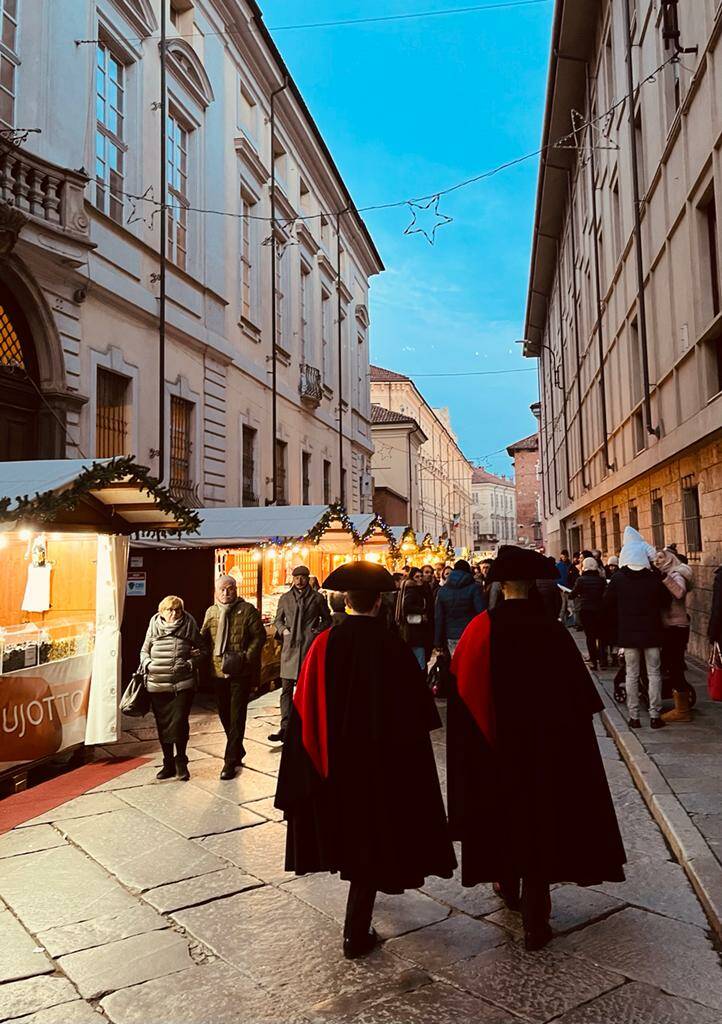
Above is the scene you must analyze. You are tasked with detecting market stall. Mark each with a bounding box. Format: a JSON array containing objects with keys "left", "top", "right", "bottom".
[{"left": 0, "top": 457, "right": 199, "bottom": 781}]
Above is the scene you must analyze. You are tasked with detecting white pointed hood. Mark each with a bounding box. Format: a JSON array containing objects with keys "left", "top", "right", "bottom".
[{"left": 618, "top": 526, "right": 656, "bottom": 570}]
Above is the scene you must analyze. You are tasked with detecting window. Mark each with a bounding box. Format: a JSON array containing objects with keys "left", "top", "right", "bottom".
[
  {"left": 238, "top": 78, "right": 257, "bottom": 140},
  {"left": 604, "top": 29, "right": 614, "bottom": 108},
  {"left": 241, "top": 425, "right": 257, "bottom": 506},
  {"left": 611, "top": 177, "right": 622, "bottom": 257},
  {"left": 302, "top": 451, "right": 311, "bottom": 505},
  {"left": 701, "top": 192, "right": 720, "bottom": 318},
  {"left": 170, "top": 395, "right": 194, "bottom": 491},
  {"left": 321, "top": 287, "right": 331, "bottom": 382},
  {"left": 275, "top": 242, "right": 285, "bottom": 348},
  {"left": 651, "top": 490, "right": 664, "bottom": 548},
  {"left": 590, "top": 518, "right": 596, "bottom": 550},
  {"left": 96, "top": 368, "right": 129, "bottom": 458},
  {"left": 272, "top": 139, "right": 287, "bottom": 188},
  {"left": 274, "top": 439, "right": 287, "bottom": 504},
  {"left": 634, "top": 108, "right": 645, "bottom": 195},
  {"left": 600, "top": 513, "right": 608, "bottom": 554},
  {"left": 665, "top": 59, "right": 681, "bottom": 126},
  {"left": 169, "top": 0, "right": 193, "bottom": 33},
  {"left": 95, "top": 41, "right": 125, "bottom": 223},
  {"left": 341, "top": 467, "right": 347, "bottom": 506},
  {"left": 0, "top": 0, "right": 19, "bottom": 127},
  {"left": 167, "top": 112, "right": 189, "bottom": 270},
  {"left": 323, "top": 459, "right": 331, "bottom": 504},
  {"left": 682, "top": 480, "right": 702, "bottom": 554},
  {"left": 300, "top": 264, "right": 311, "bottom": 365},
  {"left": 240, "top": 190, "right": 256, "bottom": 323},
  {"left": 300, "top": 178, "right": 312, "bottom": 218},
  {"left": 612, "top": 507, "right": 621, "bottom": 553},
  {"left": 629, "top": 502, "right": 638, "bottom": 529}
]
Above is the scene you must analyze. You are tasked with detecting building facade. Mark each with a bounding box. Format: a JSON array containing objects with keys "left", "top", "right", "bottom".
[
  {"left": 523, "top": 0, "right": 722, "bottom": 657},
  {"left": 471, "top": 467, "right": 516, "bottom": 553},
  {"left": 506, "top": 433, "right": 542, "bottom": 548},
  {"left": 369, "top": 404, "right": 427, "bottom": 528},
  {"left": 0, "top": 0, "right": 382, "bottom": 511},
  {"left": 370, "top": 365, "right": 474, "bottom": 548}
]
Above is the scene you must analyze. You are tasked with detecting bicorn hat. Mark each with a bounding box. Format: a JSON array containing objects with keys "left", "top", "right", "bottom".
[
  {"left": 322, "top": 562, "right": 397, "bottom": 592},
  {"left": 486, "top": 545, "right": 559, "bottom": 583}
]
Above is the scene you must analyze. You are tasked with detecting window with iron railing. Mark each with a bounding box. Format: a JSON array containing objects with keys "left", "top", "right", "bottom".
[
  {"left": 629, "top": 502, "right": 638, "bottom": 530},
  {"left": 170, "top": 395, "right": 193, "bottom": 491},
  {"left": 323, "top": 459, "right": 331, "bottom": 504},
  {"left": 302, "top": 451, "right": 311, "bottom": 505},
  {"left": 651, "top": 491, "right": 665, "bottom": 549},
  {"left": 242, "top": 425, "right": 257, "bottom": 506},
  {"left": 275, "top": 439, "right": 287, "bottom": 504},
  {"left": 95, "top": 40, "right": 125, "bottom": 224},
  {"left": 167, "top": 112, "right": 189, "bottom": 270},
  {"left": 682, "top": 479, "right": 702, "bottom": 555},
  {"left": 0, "top": 0, "right": 19, "bottom": 127},
  {"left": 96, "top": 368, "right": 129, "bottom": 458},
  {"left": 600, "top": 513, "right": 608, "bottom": 555},
  {"left": 612, "top": 508, "right": 621, "bottom": 554}
]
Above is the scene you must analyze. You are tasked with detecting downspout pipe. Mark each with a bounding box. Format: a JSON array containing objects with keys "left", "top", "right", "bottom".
[
  {"left": 556, "top": 243, "right": 573, "bottom": 501},
  {"left": 269, "top": 76, "right": 288, "bottom": 504},
  {"left": 157, "top": 1, "right": 167, "bottom": 483},
  {"left": 586, "top": 64, "right": 613, "bottom": 472},
  {"left": 622, "top": 0, "right": 659, "bottom": 437},
  {"left": 407, "top": 430, "right": 413, "bottom": 527},
  {"left": 537, "top": 358, "right": 549, "bottom": 521},
  {"left": 567, "top": 168, "right": 590, "bottom": 490},
  {"left": 336, "top": 209, "right": 348, "bottom": 504}
]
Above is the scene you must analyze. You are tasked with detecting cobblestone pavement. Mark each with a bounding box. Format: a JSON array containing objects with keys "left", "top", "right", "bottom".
[{"left": 1, "top": 691, "right": 721, "bottom": 1023}]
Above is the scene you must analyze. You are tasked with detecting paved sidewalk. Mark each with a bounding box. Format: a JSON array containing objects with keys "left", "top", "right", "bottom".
[{"left": 1, "top": 690, "right": 721, "bottom": 1023}]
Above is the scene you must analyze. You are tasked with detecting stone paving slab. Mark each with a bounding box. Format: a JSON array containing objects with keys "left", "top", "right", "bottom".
[
  {"left": 0, "top": 976, "right": 78, "bottom": 1022},
  {"left": 191, "top": 736, "right": 283, "bottom": 777},
  {"left": 555, "top": 980, "right": 722, "bottom": 1024},
  {"left": 244, "top": 796, "right": 284, "bottom": 821},
  {"left": 116, "top": 782, "right": 265, "bottom": 838},
  {"left": 0, "top": 910, "right": 53, "bottom": 983},
  {"left": 282, "top": 872, "right": 450, "bottom": 939},
  {"left": 487, "top": 885, "right": 624, "bottom": 938},
  {"left": 16, "top": 792, "right": 126, "bottom": 827},
  {"left": 199, "top": 821, "right": 292, "bottom": 884},
  {"left": 58, "top": 929, "right": 192, "bottom": 999},
  {"left": 100, "top": 961, "right": 307, "bottom": 1024},
  {"left": 0, "top": 826, "right": 66, "bottom": 860},
  {"left": 557, "top": 907, "right": 722, "bottom": 1010},
  {"left": 0, "top": 846, "right": 137, "bottom": 932},
  {"left": 385, "top": 912, "right": 507, "bottom": 969},
  {"left": 37, "top": 903, "right": 168, "bottom": 957},
  {"left": 441, "top": 942, "right": 625, "bottom": 1023},
  {"left": 593, "top": 858, "right": 709, "bottom": 927},
  {"left": 186, "top": 760, "right": 278, "bottom": 804},
  {"left": 59, "top": 807, "right": 226, "bottom": 890},
  {"left": 143, "top": 867, "right": 263, "bottom": 913},
  {"left": 174, "top": 886, "right": 416, "bottom": 1007},
  {"left": 420, "top": 864, "right": 503, "bottom": 918},
  {"left": 310, "top": 978, "right": 514, "bottom": 1024},
  {"left": 4, "top": 999, "right": 101, "bottom": 1023}
]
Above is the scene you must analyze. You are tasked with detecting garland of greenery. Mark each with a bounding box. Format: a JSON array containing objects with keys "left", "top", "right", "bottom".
[
  {"left": 358, "top": 513, "right": 399, "bottom": 555},
  {"left": 0, "top": 456, "right": 201, "bottom": 538},
  {"left": 254, "top": 502, "right": 364, "bottom": 550}
]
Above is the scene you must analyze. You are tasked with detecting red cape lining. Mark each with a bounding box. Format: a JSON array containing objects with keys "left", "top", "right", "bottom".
[
  {"left": 450, "top": 610, "right": 495, "bottom": 744},
  {"left": 292, "top": 629, "right": 330, "bottom": 778}
]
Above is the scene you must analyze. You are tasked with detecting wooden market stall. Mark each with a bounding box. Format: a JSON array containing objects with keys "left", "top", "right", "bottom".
[{"left": 0, "top": 457, "right": 199, "bottom": 784}]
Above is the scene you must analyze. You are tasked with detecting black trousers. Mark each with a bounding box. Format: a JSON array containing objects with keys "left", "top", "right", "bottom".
[
  {"left": 280, "top": 677, "right": 296, "bottom": 734},
  {"left": 344, "top": 881, "right": 377, "bottom": 942},
  {"left": 580, "top": 610, "right": 606, "bottom": 667},
  {"left": 498, "top": 876, "right": 551, "bottom": 934},
  {"left": 662, "top": 625, "right": 690, "bottom": 691},
  {"left": 211, "top": 675, "right": 250, "bottom": 767}
]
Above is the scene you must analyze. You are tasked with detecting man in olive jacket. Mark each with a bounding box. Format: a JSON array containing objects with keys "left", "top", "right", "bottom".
[
  {"left": 201, "top": 575, "right": 267, "bottom": 779},
  {"left": 270, "top": 565, "right": 332, "bottom": 742}
]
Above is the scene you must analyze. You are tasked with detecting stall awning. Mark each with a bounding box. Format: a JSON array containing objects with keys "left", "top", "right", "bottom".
[{"left": 0, "top": 457, "right": 200, "bottom": 536}]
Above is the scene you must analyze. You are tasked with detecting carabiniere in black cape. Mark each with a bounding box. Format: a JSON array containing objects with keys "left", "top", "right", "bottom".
[
  {"left": 447, "top": 599, "right": 626, "bottom": 886},
  {"left": 274, "top": 615, "right": 456, "bottom": 893}
]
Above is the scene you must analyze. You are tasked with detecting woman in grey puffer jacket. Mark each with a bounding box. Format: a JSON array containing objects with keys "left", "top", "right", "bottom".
[{"left": 140, "top": 595, "right": 203, "bottom": 780}]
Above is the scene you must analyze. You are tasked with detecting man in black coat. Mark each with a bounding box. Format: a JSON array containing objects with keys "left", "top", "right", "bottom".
[
  {"left": 275, "top": 562, "right": 456, "bottom": 959},
  {"left": 447, "top": 546, "right": 626, "bottom": 952},
  {"left": 571, "top": 556, "right": 608, "bottom": 669}
]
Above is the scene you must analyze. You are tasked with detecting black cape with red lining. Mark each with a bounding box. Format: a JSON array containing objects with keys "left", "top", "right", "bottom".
[
  {"left": 448, "top": 600, "right": 626, "bottom": 885},
  {"left": 274, "top": 615, "right": 456, "bottom": 893}
]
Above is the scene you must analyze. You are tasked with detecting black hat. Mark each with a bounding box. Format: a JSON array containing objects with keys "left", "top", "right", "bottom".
[
  {"left": 487, "top": 545, "right": 558, "bottom": 583},
  {"left": 322, "top": 561, "right": 397, "bottom": 592},
  {"left": 291, "top": 565, "right": 310, "bottom": 577}
]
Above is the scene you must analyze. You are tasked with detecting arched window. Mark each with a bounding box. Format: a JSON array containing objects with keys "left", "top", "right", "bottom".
[{"left": 0, "top": 303, "right": 25, "bottom": 369}]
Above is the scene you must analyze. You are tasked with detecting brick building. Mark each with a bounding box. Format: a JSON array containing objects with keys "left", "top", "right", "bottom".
[{"left": 507, "top": 433, "right": 542, "bottom": 548}]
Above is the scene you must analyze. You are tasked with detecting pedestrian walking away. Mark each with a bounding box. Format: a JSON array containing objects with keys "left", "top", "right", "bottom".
[
  {"left": 201, "top": 575, "right": 267, "bottom": 779},
  {"left": 654, "top": 548, "right": 695, "bottom": 723},
  {"left": 140, "top": 595, "right": 203, "bottom": 782},
  {"left": 446, "top": 546, "right": 626, "bottom": 952},
  {"left": 270, "top": 565, "right": 332, "bottom": 743},
  {"left": 275, "top": 560, "right": 456, "bottom": 959},
  {"left": 535, "top": 556, "right": 562, "bottom": 622},
  {"left": 570, "top": 556, "right": 608, "bottom": 669},
  {"left": 603, "top": 527, "right": 670, "bottom": 730},
  {"left": 434, "top": 558, "right": 486, "bottom": 657}
]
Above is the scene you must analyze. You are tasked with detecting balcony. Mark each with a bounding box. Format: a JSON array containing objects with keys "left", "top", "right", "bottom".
[
  {"left": 168, "top": 478, "right": 202, "bottom": 509},
  {"left": 0, "top": 141, "right": 90, "bottom": 249},
  {"left": 299, "top": 363, "right": 322, "bottom": 408}
]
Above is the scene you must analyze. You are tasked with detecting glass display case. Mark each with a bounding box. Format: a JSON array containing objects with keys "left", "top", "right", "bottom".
[{"left": 0, "top": 620, "right": 95, "bottom": 675}]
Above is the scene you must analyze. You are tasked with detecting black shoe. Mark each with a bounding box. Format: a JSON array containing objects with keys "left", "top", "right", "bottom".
[
  {"left": 343, "top": 928, "right": 378, "bottom": 960},
  {"left": 156, "top": 764, "right": 176, "bottom": 780},
  {"left": 650, "top": 717, "right": 666, "bottom": 730},
  {"left": 267, "top": 731, "right": 285, "bottom": 743},
  {"left": 175, "top": 757, "right": 190, "bottom": 781},
  {"left": 220, "top": 764, "right": 236, "bottom": 780},
  {"left": 493, "top": 881, "right": 521, "bottom": 912},
  {"left": 628, "top": 717, "right": 641, "bottom": 730},
  {"left": 524, "top": 925, "right": 553, "bottom": 952}
]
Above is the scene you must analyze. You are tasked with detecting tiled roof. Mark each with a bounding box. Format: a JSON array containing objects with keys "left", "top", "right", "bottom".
[
  {"left": 370, "top": 365, "right": 410, "bottom": 383},
  {"left": 472, "top": 467, "right": 513, "bottom": 485},
  {"left": 506, "top": 432, "right": 539, "bottom": 453},
  {"left": 371, "top": 404, "right": 418, "bottom": 427}
]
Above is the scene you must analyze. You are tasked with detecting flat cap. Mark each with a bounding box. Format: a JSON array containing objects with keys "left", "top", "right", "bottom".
[
  {"left": 291, "top": 565, "right": 311, "bottom": 577},
  {"left": 322, "top": 561, "right": 397, "bottom": 592}
]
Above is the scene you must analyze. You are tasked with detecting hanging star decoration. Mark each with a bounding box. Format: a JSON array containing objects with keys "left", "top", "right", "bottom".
[
  {"left": 553, "top": 109, "right": 619, "bottom": 167},
  {"left": 262, "top": 219, "right": 299, "bottom": 256},
  {"left": 403, "top": 195, "right": 452, "bottom": 245},
  {"left": 127, "top": 185, "right": 159, "bottom": 228}
]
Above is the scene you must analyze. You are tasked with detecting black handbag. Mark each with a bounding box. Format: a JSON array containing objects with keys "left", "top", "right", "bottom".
[
  {"left": 120, "top": 668, "right": 151, "bottom": 717},
  {"left": 428, "top": 653, "right": 453, "bottom": 699}
]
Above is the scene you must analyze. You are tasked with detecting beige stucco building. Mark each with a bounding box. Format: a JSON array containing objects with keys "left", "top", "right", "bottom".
[
  {"left": 523, "top": 0, "right": 722, "bottom": 658},
  {"left": 370, "top": 365, "right": 474, "bottom": 548},
  {"left": 369, "top": 404, "right": 427, "bottom": 529},
  {"left": 471, "top": 467, "right": 516, "bottom": 553},
  {"left": 0, "top": 0, "right": 382, "bottom": 511}
]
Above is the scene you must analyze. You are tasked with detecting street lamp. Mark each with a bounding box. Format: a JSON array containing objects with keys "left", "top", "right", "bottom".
[{"left": 515, "top": 339, "right": 563, "bottom": 390}]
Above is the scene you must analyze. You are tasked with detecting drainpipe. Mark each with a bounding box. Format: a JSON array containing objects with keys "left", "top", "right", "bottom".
[
  {"left": 407, "top": 431, "right": 413, "bottom": 527},
  {"left": 555, "top": 242, "right": 573, "bottom": 501},
  {"left": 157, "top": 0, "right": 167, "bottom": 482},
  {"left": 269, "top": 76, "right": 288, "bottom": 504},
  {"left": 586, "top": 66, "right": 613, "bottom": 471},
  {"left": 567, "top": 169, "right": 590, "bottom": 489},
  {"left": 536, "top": 360, "right": 548, "bottom": 521},
  {"left": 622, "top": 0, "right": 659, "bottom": 437},
  {"left": 336, "top": 209, "right": 348, "bottom": 504}
]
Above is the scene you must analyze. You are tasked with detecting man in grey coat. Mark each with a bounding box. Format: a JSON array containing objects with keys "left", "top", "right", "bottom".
[{"left": 269, "top": 565, "right": 332, "bottom": 742}]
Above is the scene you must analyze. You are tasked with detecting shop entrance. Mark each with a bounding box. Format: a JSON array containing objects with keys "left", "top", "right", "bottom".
[{"left": 0, "top": 287, "right": 40, "bottom": 460}]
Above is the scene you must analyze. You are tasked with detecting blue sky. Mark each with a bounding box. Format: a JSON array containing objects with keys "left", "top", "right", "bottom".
[{"left": 262, "top": 0, "right": 554, "bottom": 474}]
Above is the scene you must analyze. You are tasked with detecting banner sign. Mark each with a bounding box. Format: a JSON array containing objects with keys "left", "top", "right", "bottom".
[{"left": 0, "top": 654, "right": 93, "bottom": 772}]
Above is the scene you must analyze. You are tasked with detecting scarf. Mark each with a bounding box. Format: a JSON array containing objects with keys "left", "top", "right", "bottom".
[
  {"left": 290, "top": 586, "right": 310, "bottom": 648},
  {"left": 213, "top": 600, "right": 237, "bottom": 657}
]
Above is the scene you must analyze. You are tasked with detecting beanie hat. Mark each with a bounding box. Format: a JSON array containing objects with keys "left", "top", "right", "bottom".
[{"left": 582, "top": 556, "right": 599, "bottom": 572}]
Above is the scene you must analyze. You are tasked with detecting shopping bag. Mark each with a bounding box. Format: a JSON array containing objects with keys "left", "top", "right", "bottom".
[
  {"left": 708, "top": 644, "right": 722, "bottom": 702},
  {"left": 428, "top": 652, "right": 453, "bottom": 699},
  {"left": 120, "top": 668, "right": 151, "bottom": 717}
]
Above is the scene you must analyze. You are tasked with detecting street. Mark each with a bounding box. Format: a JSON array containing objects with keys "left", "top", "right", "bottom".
[{"left": 1, "top": 690, "right": 721, "bottom": 1024}]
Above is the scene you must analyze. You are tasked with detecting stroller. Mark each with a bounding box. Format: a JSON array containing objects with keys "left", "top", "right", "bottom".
[{"left": 613, "top": 651, "right": 697, "bottom": 708}]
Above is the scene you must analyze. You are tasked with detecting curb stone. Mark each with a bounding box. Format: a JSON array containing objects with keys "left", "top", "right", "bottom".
[{"left": 594, "top": 677, "right": 722, "bottom": 939}]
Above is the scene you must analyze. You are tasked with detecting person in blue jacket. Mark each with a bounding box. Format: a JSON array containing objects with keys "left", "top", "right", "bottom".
[{"left": 434, "top": 559, "right": 486, "bottom": 656}]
